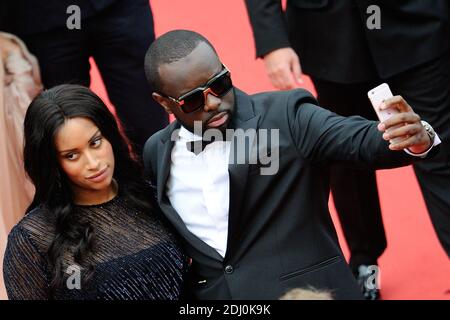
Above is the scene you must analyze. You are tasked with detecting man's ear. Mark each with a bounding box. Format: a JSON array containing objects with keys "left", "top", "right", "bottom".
[{"left": 152, "top": 92, "right": 173, "bottom": 114}]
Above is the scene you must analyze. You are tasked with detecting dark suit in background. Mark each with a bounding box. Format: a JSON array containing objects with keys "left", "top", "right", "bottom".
[
  {"left": 4, "top": 0, "right": 168, "bottom": 157},
  {"left": 144, "top": 88, "right": 436, "bottom": 299},
  {"left": 245, "top": 0, "right": 450, "bottom": 269}
]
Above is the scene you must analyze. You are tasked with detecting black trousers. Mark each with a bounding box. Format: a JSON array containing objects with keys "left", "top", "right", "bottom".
[
  {"left": 22, "top": 0, "right": 168, "bottom": 158},
  {"left": 312, "top": 52, "right": 450, "bottom": 269}
]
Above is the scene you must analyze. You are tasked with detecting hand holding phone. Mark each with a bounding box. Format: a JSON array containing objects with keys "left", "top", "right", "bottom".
[{"left": 368, "top": 83, "right": 403, "bottom": 144}]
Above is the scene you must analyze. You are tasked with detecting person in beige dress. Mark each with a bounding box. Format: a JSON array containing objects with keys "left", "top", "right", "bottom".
[{"left": 0, "top": 32, "right": 42, "bottom": 299}]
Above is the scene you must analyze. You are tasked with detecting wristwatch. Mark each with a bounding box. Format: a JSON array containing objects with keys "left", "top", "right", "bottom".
[{"left": 421, "top": 120, "right": 436, "bottom": 144}]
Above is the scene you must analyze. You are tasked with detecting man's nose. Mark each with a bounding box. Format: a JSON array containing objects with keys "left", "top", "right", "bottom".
[{"left": 203, "top": 91, "right": 221, "bottom": 113}]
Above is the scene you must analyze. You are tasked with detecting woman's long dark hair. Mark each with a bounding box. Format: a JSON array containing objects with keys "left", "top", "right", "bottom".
[{"left": 23, "top": 84, "right": 154, "bottom": 292}]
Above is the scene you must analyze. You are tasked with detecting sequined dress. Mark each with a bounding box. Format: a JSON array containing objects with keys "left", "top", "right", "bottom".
[{"left": 2, "top": 194, "right": 187, "bottom": 300}]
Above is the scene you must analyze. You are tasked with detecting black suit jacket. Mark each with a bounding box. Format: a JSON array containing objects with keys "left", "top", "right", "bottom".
[
  {"left": 143, "top": 88, "right": 431, "bottom": 300},
  {"left": 246, "top": 0, "right": 449, "bottom": 83}
]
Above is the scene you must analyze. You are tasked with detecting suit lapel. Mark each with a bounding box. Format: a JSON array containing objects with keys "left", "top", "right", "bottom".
[
  {"left": 225, "top": 89, "right": 260, "bottom": 259},
  {"left": 156, "top": 127, "right": 175, "bottom": 204}
]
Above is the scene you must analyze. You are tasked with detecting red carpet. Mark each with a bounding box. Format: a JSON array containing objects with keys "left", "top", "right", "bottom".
[{"left": 89, "top": 0, "right": 450, "bottom": 299}]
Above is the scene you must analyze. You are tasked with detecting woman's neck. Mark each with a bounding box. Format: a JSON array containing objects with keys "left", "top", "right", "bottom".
[{"left": 73, "top": 180, "right": 119, "bottom": 206}]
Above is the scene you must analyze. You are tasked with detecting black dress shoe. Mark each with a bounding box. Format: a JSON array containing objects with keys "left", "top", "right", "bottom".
[{"left": 355, "top": 264, "right": 381, "bottom": 300}]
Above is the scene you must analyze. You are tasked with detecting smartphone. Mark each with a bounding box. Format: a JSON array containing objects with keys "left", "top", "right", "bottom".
[{"left": 368, "top": 83, "right": 402, "bottom": 143}]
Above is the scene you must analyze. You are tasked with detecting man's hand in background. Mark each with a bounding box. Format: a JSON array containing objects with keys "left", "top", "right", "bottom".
[{"left": 263, "top": 47, "right": 303, "bottom": 90}]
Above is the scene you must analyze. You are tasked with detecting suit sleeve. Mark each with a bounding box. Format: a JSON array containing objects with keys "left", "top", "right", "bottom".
[
  {"left": 245, "top": 0, "right": 291, "bottom": 57},
  {"left": 286, "top": 92, "right": 430, "bottom": 169}
]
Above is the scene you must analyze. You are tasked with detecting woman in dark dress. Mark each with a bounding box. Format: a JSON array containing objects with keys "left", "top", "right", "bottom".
[{"left": 3, "top": 84, "right": 187, "bottom": 300}]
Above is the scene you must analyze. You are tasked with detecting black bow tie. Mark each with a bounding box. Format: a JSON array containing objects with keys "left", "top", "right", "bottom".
[{"left": 186, "top": 139, "right": 215, "bottom": 155}]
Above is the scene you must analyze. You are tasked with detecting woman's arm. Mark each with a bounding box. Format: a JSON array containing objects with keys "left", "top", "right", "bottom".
[{"left": 3, "top": 225, "right": 51, "bottom": 300}]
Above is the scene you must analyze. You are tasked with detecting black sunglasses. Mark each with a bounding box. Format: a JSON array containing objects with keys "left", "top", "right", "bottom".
[{"left": 161, "top": 65, "right": 233, "bottom": 113}]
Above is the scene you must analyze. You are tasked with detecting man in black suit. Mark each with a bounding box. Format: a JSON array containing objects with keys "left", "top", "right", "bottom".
[
  {"left": 245, "top": 0, "right": 450, "bottom": 298},
  {"left": 142, "top": 30, "right": 440, "bottom": 299},
  {"left": 3, "top": 0, "right": 168, "bottom": 157}
]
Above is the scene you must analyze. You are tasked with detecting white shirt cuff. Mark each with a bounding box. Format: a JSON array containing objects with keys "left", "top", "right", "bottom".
[{"left": 404, "top": 133, "right": 442, "bottom": 158}]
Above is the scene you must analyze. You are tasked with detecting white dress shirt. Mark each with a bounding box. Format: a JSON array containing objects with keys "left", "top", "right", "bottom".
[{"left": 166, "top": 126, "right": 231, "bottom": 257}]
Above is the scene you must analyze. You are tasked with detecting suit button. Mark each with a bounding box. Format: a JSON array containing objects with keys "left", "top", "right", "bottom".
[{"left": 224, "top": 265, "right": 234, "bottom": 274}]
